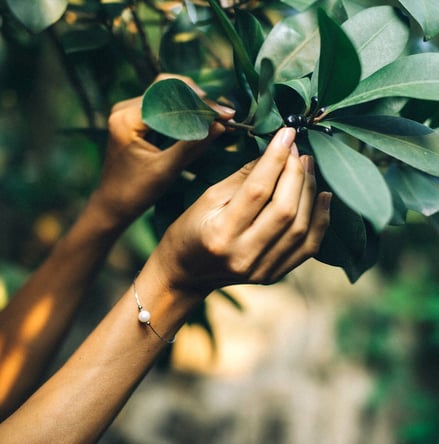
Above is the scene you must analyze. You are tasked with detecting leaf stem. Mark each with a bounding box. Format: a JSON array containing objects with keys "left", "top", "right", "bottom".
[{"left": 217, "top": 119, "right": 254, "bottom": 132}]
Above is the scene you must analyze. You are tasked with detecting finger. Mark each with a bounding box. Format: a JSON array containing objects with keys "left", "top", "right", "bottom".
[
  {"left": 263, "top": 191, "right": 332, "bottom": 282},
  {"left": 224, "top": 127, "right": 296, "bottom": 235},
  {"left": 238, "top": 148, "right": 308, "bottom": 253},
  {"left": 111, "top": 96, "right": 143, "bottom": 113},
  {"left": 204, "top": 98, "right": 236, "bottom": 121}
]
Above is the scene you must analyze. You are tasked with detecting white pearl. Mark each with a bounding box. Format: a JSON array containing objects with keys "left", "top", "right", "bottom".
[{"left": 138, "top": 310, "right": 151, "bottom": 323}]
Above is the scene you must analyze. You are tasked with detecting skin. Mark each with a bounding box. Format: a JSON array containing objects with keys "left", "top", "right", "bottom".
[{"left": 0, "top": 75, "right": 331, "bottom": 442}]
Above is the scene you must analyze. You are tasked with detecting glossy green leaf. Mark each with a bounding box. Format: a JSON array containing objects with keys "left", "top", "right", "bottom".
[
  {"left": 316, "top": 8, "right": 361, "bottom": 107},
  {"left": 315, "top": 195, "right": 379, "bottom": 282},
  {"left": 254, "top": 59, "right": 284, "bottom": 135},
  {"left": 275, "top": 78, "right": 312, "bottom": 113},
  {"left": 235, "top": 9, "right": 265, "bottom": 64},
  {"left": 141, "top": 79, "right": 217, "bottom": 141},
  {"left": 6, "top": 0, "right": 68, "bottom": 33},
  {"left": 342, "top": 6, "right": 409, "bottom": 79},
  {"left": 399, "top": 0, "right": 439, "bottom": 40},
  {"left": 328, "top": 53, "right": 439, "bottom": 112},
  {"left": 206, "top": 0, "right": 258, "bottom": 97},
  {"left": 330, "top": 116, "right": 439, "bottom": 176},
  {"left": 309, "top": 131, "right": 393, "bottom": 230},
  {"left": 385, "top": 164, "right": 439, "bottom": 216},
  {"left": 255, "top": 10, "right": 320, "bottom": 82}
]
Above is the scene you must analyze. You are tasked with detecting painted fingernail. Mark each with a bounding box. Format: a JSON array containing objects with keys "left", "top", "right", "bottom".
[{"left": 321, "top": 192, "right": 332, "bottom": 211}]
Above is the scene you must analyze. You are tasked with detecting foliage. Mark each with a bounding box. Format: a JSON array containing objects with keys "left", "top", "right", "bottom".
[{"left": 1, "top": 0, "right": 439, "bottom": 284}]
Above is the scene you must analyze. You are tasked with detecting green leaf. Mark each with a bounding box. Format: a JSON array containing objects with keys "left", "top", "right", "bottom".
[
  {"left": 315, "top": 195, "right": 379, "bottom": 282},
  {"left": 253, "top": 59, "right": 284, "bottom": 135},
  {"left": 275, "top": 78, "right": 312, "bottom": 113},
  {"left": 342, "top": 6, "right": 409, "bottom": 79},
  {"left": 316, "top": 9, "right": 361, "bottom": 107},
  {"left": 141, "top": 79, "right": 217, "bottom": 141},
  {"left": 328, "top": 53, "right": 439, "bottom": 112},
  {"left": 279, "top": 0, "right": 319, "bottom": 11},
  {"left": 330, "top": 116, "right": 439, "bottom": 176},
  {"left": 206, "top": 0, "right": 258, "bottom": 97},
  {"left": 309, "top": 131, "right": 393, "bottom": 230},
  {"left": 399, "top": 0, "right": 439, "bottom": 40},
  {"left": 385, "top": 164, "right": 439, "bottom": 216},
  {"left": 255, "top": 10, "right": 320, "bottom": 82},
  {"left": 6, "top": 0, "right": 68, "bottom": 33},
  {"left": 234, "top": 9, "right": 265, "bottom": 64}
]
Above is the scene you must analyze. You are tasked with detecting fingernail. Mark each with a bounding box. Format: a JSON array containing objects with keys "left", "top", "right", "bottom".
[
  {"left": 218, "top": 104, "right": 235, "bottom": 116},
  {"left": 280, "top": 127, "right": 295, "bottom": 147},
  {"left": 290, "top": 143, "right": 299, "bottom": 157},
  {"left": 321, "top": 192, "right": 332, "bottom": 211},
  {"left": 304, "top": 155, "right": 314, "bottom": 174}
]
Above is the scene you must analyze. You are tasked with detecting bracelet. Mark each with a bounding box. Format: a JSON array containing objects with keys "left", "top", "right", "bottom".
[{"left": 133, "top": 274, "right": 176, "bottom": 344}]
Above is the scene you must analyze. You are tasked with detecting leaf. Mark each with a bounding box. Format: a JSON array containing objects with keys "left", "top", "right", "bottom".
[
  {"left": 141, "top": 79, "right": 217, "bottom": 141},
  {"left": 328, "top": 53, "right": 439, "bottom": 112},
  {"left": 253, "top": 59, "right": 284, "bottom": 135},
  {"left": 309, "top": 131, "right": 393, "bottom": 230},
  {"left": 342, "top": 6, "right": 410, "bottom": 79},
  {"left": 234, "top": 9, "right": 265, "bottom": 64},
  {"left": 316, "top": 9, "right": 361, "bottom": 107},
  {"left": 315, "top": 195, "right": 379, "bottom": 283},
  {"left": 6, "top": 0, "right": 68, "bottom": 33},
  {"left": 275, "top": 78, "right": 312, "bottom": 114},
  {"left": 255, "top": 10, "right": 320, "bottom": 82},
  {"left": 330, "top": 116, "right": 439, "bottom": 176},
  {"left": 279, "top": 0, "right": 320, "bottom": 11},
  {"left": 206, "top": 0, "right": 258, "bottom": 97},
  {"left": 385, "top": 164, "right": 439, "bottom": 216},
  {"left": 399, "top": 0, "right": 439, "bottom": 40}
]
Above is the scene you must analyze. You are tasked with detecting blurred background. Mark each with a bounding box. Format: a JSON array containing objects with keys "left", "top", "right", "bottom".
[{"left": 1, "top": 1, "right": 439, "bottom": 443}]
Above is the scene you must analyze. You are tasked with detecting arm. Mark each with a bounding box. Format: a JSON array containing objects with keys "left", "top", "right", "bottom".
[
  {"left": 0, "top": 75, "right": 235, "bottom": 418},
  {"left": 0, "top": 127, "right": 331, "bottom": 443}
]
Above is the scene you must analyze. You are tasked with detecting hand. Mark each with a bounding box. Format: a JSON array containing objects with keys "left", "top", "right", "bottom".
[
  {"left": 91, "top": 74, "right": 236, "bottom": 229},
  {"left": 151, "top": 127, "right": 331, "bottom": 296}
]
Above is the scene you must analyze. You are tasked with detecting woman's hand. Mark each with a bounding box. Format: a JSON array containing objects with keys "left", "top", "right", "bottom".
[
  {"left": 151, "top": 127, "right": 331, "bottom": 296},
  {"left": 91, "top": 74, "right": 235, "bottom": 230}
]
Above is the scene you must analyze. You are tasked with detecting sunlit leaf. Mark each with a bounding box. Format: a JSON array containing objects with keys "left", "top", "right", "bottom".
[
  {"left": 316, "top": 8, "right": 361, "bottom": 107},
  {"left": 328, "top": 53, "right": 439, "bottom": 112},
  {"left": 141, "top": 79, "right": 217, "bottom": 140},
  {"left": 342, "top": 6, "right": 409, "bottom": 79},
  {"left": 255, "top": 10, "right": 320, "bottom": 81},
  {"left": 330, "top": 116, "right": 439, "bottom": 176},
  {"left": 399, "top": 0, "right": 439, "bottom": 40},
  {"left": 6, "top": 0, "right": 68, "bottom": 33},
  {"left": 309, "top": 131, "right": 392, "bottom": 230}
]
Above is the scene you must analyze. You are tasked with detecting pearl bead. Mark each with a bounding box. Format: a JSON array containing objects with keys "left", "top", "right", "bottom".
[{"left": 138, "top": 309, "right": 151, "bottom": 323}]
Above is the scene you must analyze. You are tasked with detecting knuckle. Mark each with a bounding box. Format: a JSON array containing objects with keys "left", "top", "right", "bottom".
[
  {"left": 227, "top": 254, "right": 253, "bottom": 277},
  {"left": 246, "top": 182, "right": 271, "bottom": 203}
]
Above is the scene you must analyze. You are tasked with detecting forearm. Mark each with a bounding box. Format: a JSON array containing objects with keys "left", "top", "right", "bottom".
[
  {"left": 0, "top": 192, "right": 126, "bottom": 417},
  {"left": 0, "top": 258, "right": 201, "bottom": 443}
]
